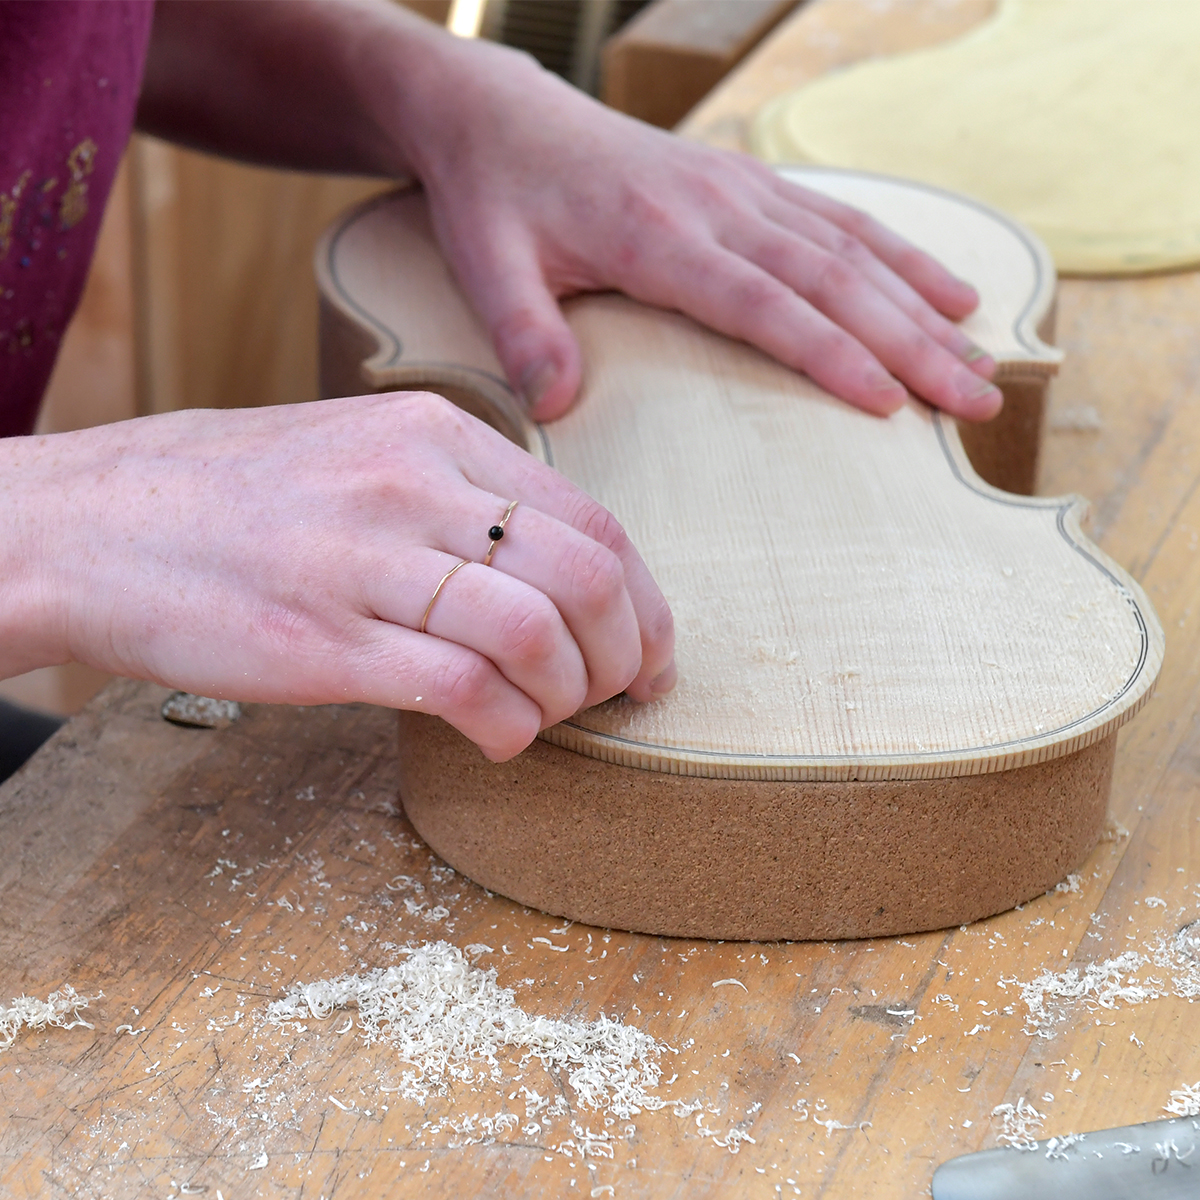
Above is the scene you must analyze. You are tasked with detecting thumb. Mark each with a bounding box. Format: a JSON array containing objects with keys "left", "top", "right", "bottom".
[{"left": 466, "top": 239, "right": 584, "bottom": 422}]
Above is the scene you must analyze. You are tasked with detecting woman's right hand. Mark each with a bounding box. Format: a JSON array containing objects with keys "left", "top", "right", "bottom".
[{"left": 0, "top": 391, "right": 675, "bottom": 761}]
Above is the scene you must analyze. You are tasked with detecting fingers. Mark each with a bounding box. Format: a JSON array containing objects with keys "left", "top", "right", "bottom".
[
  {"left": 435, "top": 479, "right": 674, "bottom": 707},
  {"left": 345, "top": 619, "right": 544, "bottom": 762},
  {"left": 630, "top": 242, "right": 910, "bottom": 416},
  {"left": 445, "top": 222, "right": 584, "bottom": 420},
  {"left": 340, "top": 396, "right": 675, "bottom": 721},
  {"left": 759, "top": 196, "right": 993, "bottom": 376},
  {"left": 722, "top": 224, "right": 1002, "bottom": 420},
  {"left": 770, "top": 175, "right": 982, "bottom": 322},
  {"left": 362, "top": 549, "right": 590, "bottom": 728},
  {"left": 411, "top": 406, "right": 675, "bottom": 702}
]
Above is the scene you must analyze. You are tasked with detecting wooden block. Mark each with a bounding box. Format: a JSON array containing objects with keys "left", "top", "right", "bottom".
[
  {"left": 602, "top": 0, "right": 801, "bottom": 128},
  {"left": 316, "top": 169, "right": 1162, "bottom": 940}
]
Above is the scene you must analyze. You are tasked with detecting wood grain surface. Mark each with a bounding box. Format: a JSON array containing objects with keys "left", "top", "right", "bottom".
[
  {"left": 3, "top": 1, "right": 1200, "bottom": 1197},
  {"left": 320, "top": 176, "right": 1155, "bottom": 781}
]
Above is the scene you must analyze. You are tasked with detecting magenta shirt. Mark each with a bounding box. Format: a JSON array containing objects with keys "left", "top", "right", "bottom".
[{"left": 0, "top": 0, "right": 154, "bottom": 437}]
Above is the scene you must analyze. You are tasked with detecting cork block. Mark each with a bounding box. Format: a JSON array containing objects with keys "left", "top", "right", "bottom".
[{"left": 399, "top": 713, "right": 1116, "bottom": 941}]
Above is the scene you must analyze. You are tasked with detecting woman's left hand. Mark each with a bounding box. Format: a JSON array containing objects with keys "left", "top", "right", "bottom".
[{"left": 404, "top": 36, "right": 1002, "bottom": 424}]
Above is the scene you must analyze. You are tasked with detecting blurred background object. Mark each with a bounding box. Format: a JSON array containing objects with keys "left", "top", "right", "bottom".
[
  {"left": 475, "top": 0, "right": 649, "bottom": 94},
  {"left": 0, "top": 0, "right": 801, "bottom": 717},
  {"left": 603, "top": 0, "right": 799, "bottom": 128}
]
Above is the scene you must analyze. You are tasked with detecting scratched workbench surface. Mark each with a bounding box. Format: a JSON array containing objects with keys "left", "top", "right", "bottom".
[{"left": 4, "top": 1, "right": 1200, "bottom": 1196}]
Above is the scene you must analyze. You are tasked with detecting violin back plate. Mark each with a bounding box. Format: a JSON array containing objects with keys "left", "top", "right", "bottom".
[
  {"left": 752, "top": 1, "right": 1200, "bottom": 275},
  {"left": 317, "top": 169, "right": 1162, "bottom": 938}
]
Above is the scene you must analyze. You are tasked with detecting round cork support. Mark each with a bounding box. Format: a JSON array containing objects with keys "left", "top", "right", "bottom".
[{"left": 398, "top": 712, "right": 1115, "bottom": 942}]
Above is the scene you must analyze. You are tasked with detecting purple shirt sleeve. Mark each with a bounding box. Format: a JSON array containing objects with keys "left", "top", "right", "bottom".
[{"left": 0, "top": 0, "right": 154, "bottom": 438}]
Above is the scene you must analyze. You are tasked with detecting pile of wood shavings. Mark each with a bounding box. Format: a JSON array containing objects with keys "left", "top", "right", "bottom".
[
  {"left": 0, "top": 985, "right": 96, "bottom": 1050},
  {"left": 265, "top": 941, "right": 676, "bottom": 1118},
  {"left": 1003, "top": 950, "right": 1151, "bottom": 1036},
  {"left": 1165, "top": 1081, "right": 1200, "bottom": 1117},
  {"left": 991, "top": 1097, "right": 1044, "bottom": 1150},
  {"left": 1001, "top": 920, "right": 1200, "bottom": 1037}
]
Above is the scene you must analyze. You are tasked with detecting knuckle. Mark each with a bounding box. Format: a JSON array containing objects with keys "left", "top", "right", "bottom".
[
  {"left": 435, "top": 653, "right": 496, "bottom": 715},
  {"left": 729, "top": 274, "right": 788, "bottom": 324},
  {"left": 498, "top": 597, "right": 562, "bottom": 669},
  {"left": 799, "top": 324, "right": 860, "bottom": 373},
  {"left": 837, "top": 208, "right": 874, "bottom": 239},
  {"left": 577, "top": 501, "right": 631, "bottom": 556},
  {"left": 894, "top": 327, "right": 948, "bottom": 379},
  {"left": 621, "top": 186, "right": 682, "bottom": 236},
  {"left": 492, "top": 301, "right": 545, "bottom": 348},
  {"left": 827, "top": 230, "right": 865, "bottom": 262},
  {"left": 560, "top": 494, "right": 633, "bottom": 559},
  {"left": 566, "top": 539, "right": 627, "bottom": 615},
  {"left": 402, "top": 389, "right": 470, "bottom": 436},
  {"left": 687, "top": 166, "right": 743, "bottom": 212},
  {"left": 892, "top": 245, "right": 933, "bottom": 281},
  {"left": 612, "top": 187, "right": 689, "bottom": 275},
  {"left": 643, "top": 594, "right": 675, "bottom": 653},
  {"left": 808, "top": 253, "right": 860, "bottom": 301}
]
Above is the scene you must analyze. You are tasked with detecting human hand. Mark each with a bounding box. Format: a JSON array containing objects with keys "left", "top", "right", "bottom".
[
  {"left": 401, "top": 38, "right": 1001, "bottom": 424},
  {"left": 137, "top": 1, "right": 997, "bottom": 423},
  {"left": 0, "top": 394, "right": 675, "bottom": 761}
]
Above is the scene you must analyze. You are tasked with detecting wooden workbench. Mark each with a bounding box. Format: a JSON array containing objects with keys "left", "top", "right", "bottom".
[{"left": 4, "top": 1, "right": 1199, "bottom": 1195}]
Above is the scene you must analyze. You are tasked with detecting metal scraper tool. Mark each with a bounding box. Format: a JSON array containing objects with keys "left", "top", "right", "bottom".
[{"left": 932, "top": 1115, "right": 1199, "bottom": 1198}]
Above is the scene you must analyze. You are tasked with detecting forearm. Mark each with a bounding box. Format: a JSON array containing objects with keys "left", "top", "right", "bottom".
[{"left": 136, "top": 0, "right": 533, "bottom": 179}]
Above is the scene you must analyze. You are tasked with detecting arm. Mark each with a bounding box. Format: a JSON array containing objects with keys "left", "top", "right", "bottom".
[
  {"left": 137, "top": 0, "right": 1002, "bottom": 422},
  {"left": 0, "top": 392, "right": 675, "bottom": 762}
]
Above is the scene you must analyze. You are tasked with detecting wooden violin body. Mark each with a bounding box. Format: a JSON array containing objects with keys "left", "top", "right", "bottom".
[{"left": 317, "top": 169, "right": 1162, "bottom": 940}]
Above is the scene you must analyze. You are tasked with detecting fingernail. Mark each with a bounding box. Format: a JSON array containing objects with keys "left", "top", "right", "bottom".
[
  {"left": 650, "top": 660, "right": 678, "bottom": 698},
  {"left": 519, "top": 360, "right": 558, "bottom": 411},
  {"left": 963, "top": 379, "right": 1003, "bottom": 412},
  {"left": 870, "top": 376, "right": 908, "bottom": 413},
  {"left": 961, "top": 345, "right": 996, "bottom": 378}
]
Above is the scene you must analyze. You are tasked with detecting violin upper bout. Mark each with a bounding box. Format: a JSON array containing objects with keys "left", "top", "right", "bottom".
[{"left": 316, "top": 184, "right": 545, "bottom": 461}]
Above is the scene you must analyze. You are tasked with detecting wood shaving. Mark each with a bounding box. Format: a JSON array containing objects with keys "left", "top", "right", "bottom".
[
  {"left": 0, "top": 985, "right": 96, "bottom": 1050},
  {"left": 1051, "top": 873, "right": 1082, "bottom": 894},
  {"left": 1000, "top": 923, "right": 1200, "bottom": 1037},
  {"left": 1003, "top": 951, "right": 1152, "bottom": 1035}
]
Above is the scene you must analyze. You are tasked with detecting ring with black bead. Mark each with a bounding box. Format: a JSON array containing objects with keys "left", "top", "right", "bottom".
[{"left": 484, "top": 500, "right": 519, "bottom": 567}]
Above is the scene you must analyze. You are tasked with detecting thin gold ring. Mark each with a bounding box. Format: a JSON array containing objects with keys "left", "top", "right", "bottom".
[
  {"left": 420, "top": 559, "right": 470, "bottom": 635},
  {"left": 484, "top": 500, "right": 519, "bottom": 567}
]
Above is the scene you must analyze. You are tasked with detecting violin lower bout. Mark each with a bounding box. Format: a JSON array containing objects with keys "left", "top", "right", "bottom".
[{"left": 398, "top": 712, "right": 1114, "bottom": 941}]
